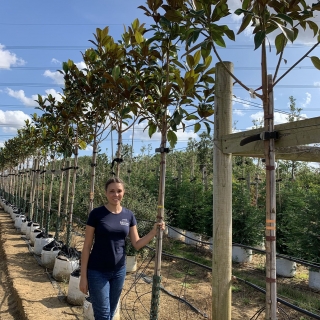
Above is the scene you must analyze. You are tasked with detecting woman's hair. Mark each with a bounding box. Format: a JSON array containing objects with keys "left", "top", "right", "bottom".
[{"left": 105, "top": 177, "right": 125, "bottom": 191}]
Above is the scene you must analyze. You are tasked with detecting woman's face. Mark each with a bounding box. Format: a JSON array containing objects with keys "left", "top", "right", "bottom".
[{"left": 105, "top": 182, "right": 124, "bottom": 206}]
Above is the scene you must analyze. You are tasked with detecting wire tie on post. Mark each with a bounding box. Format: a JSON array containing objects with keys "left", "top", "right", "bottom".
[
  {"left": 155, "top": 147, "right": 170, "bottom": 153},
  {"left": 265, "top": 236, "right": 276, "bottom": 241},
  {"left": 266, "top": 165, "right": 275, "bottom": 171}
]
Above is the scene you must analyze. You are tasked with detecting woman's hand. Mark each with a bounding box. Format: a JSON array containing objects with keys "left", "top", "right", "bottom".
[
  {"left": 79, "top": 275, "right": 88, "bottom": 295},
  {"left": 152, "top": 221, "right": 166, "bottom": 235}
]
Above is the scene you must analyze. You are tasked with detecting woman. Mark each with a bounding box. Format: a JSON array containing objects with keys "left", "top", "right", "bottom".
[{"left": 79, "top": 177, "right": 165, "bottom": 320}]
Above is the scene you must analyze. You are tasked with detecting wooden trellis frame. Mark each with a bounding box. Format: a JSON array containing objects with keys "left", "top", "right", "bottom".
[{"left": 213, "top": 62, "right": 320, "bottom": 320}]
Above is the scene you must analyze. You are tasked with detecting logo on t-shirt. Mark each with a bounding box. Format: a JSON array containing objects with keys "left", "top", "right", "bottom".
[{"left": 120, "top": 219, "right": 129, "bottom": 226}]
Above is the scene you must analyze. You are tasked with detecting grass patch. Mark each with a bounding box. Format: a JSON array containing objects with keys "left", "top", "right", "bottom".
[
  {"left": 172, "top": 272, "right": 184, "bottom": 278},
  {"left": 295, "top": 272, "right": 309, "bottom": 281},
  {"left": 180, "top": 282, "right": 192, "bottom": 289},
  {"left": 162, "top": 238, "right": 211, "bottom": 268},
  {"left": 232, "top": 285, "right": 242, "bottom": 293}
]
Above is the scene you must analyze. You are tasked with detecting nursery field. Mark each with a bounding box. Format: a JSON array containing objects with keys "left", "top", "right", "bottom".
[{"left": 1, "top": 209, "right": 319, "bottom": 320}]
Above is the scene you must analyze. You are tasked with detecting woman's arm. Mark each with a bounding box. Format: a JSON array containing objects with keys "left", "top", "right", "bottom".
[
  {"left": 129, "top": 222, "right": 165, "bottom": 250},
  {"left": 79, "top": 225, "right": 95, "bottom": 294}
]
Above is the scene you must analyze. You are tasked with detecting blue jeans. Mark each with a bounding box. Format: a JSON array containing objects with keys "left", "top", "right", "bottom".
[{"left": 87, "top": 266, "right": 126, "bottom": 320}]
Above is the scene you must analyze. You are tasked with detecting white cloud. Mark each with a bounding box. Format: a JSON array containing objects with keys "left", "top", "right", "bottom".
[
  {"left": 76, "top": 61, "right": 86, "bottom": 70},
  {"left": 6, "top": 88, "right": 63, "bottom": 106},
  {"left": 6, "top": 88, "right": 39, "bottom": 107},
  {"left": 44, "top": 61, "right": 86, "bottom": 85},
  {"left": 0, "top": 110, "right": 31, "bottom": 132},
  {"left": 234, "top": 96, "right": 253, "bottom": 109},
  {"left": 43, "top": 70, "right": 64, "bottom": 85},
  {"left": 0, "top": 44, "right": 25, "bottom": 69},
  {"left": 51, "top": 58, "right": 61, "bottom": 64},
  {"left": 44, "top": 89, "right": 63, "bottom": 101},
  {"left": 234, "top": 109, "right": 245, "bottom": 116},
  {"left": 301, "top": 92, "right": 311, "bottom": 108},
  {"left": 250, "top": 111, "right": 289, "bottom": 126}
]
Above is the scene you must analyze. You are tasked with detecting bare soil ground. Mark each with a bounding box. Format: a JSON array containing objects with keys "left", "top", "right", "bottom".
[{"left": 1, "top": 208, "right": 319, "bottom": 320}]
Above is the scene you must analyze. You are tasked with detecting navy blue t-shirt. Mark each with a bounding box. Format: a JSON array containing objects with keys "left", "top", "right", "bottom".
[{"left": 86, "top": 206, "right": 137, "bottom": 271}]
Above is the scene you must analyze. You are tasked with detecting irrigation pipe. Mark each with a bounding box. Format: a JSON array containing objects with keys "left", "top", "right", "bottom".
[
  {"left": 235, "top": 276, "right": 320, "bottom": 320},
  {"left": 146, "top": 247, "right": 320, "bottom": 320},
  {"left": 232, "top": 242, "right": 320, "bottom": 270},
  {"left": 139, "top": 273, "right": 209, "bottom": 318},
  {"left": 16, "top": 212, "right": 320, "bottom": 271}
]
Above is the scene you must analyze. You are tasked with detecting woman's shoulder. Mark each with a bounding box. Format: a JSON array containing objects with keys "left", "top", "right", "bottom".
[
  {"left": 90, "top": 205, "right": 107, "bottom": 215},
  {"left": 121, "top": 207, "right": 134, "bottom": 216}
]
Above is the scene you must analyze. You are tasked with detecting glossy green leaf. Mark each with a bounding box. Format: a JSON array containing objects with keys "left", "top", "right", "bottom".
[
  {"left": 204, "top": 56, "right": 212, "bottom": 68},
  {"left": 185, "top": 114, "right": 199, "bottom": 121},
  {"left": 224, "top": 29, "right": 235, "bottom": 41},
  {"left": 132, "top": 18, "right": 139, "bottom": 30},
  {"left": 167, "top": 130, "right": 177, "bottom": 148},
  {"left": 212, "top": 33, "right": 226, "bottom": 48},
  {"left": 78, "top": 139, "right": 87, "bottom": 150},
  {"left": 254, "top": 31, "right": 266, "bottom": 50},
  {"left": 310, "top": 56, "right": 320, "bottom": 70},
  {"left": 234, "top": 8, "right": 252, "bottom": 15},
  {"left": 237, "top": 14, "right": 252, "bottom": 34},
  {"left": 185, "top": 77, "right": 195, "bottom": 93},
  {"left": 275, "top": 33, "right": 286, "bottom": 55},
  {"left": 242, "top": 0, "right": 251, "bottom": 10},
  {"left": 62, "top": 62, "right": 69, "bottom": 73},
  {"left": 186, "top": 55, "right": 195, "bottom": 68},
  {"left": 148, "top": 122, "right": 157, "bottom": 138},
  {"left": 275, "top": 14, "right": 293, "bottom": 26},
  {"left": 194, "top": 122, "right": 201, "bottom": 133},
  {"left": 307, "top": 20, "right": 319, "bottom": 37},
  {"left": 172, "top": 59, "right": 185, "bottom": 69},
  {"left": 164, "top": 10, "right": 183, "bottom": 22},
  {"left": 312, "top": 2, "right": 320, "bottom": 10},
  {"left": 135, "top": 31, "right": 144, "bottom": 44},
  {"left": 194, "top": 50, "right": 201, "bottom": 66},
  {"left": 112, "top": 65, "right": 120, "bottom": 80},
  {"left": 205, "top": 67, "right": 216, "bottom": 75},
  {"left": 204, "top": 121, "right": 212, "bottom": 134},
  {"left": 271, "top": 20, "right": 294, "bottom": 43}
]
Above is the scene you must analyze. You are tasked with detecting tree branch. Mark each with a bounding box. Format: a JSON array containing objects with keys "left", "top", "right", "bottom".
[
  {"left": 211, "top": 41, "right": 263, "bottom": 99},
  {"left": 273, "top": 40, "right": 286, "bottom": 83},
  {"left": 273, "top": 41, "right": 320, "bottom": 88}
]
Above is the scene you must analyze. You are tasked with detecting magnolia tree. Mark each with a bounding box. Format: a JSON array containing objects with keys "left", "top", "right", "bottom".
[{"left": 140, "top": 0, "right": 320, "bottom": 319}]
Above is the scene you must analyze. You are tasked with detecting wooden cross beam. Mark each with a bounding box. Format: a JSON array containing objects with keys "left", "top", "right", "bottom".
[{"left": 220, "top": 116, "right": 320, "bottom": 162}]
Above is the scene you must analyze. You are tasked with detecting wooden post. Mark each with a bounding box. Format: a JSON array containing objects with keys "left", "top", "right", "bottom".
[
  {"left": 23, "top": 160, "right": 30, "bottom": 214},
  {"left": 67, "top": 146, "right": 79, "bottom": 247},
  {"left": 265, "top": 75, "right": 277, "bottom": 319},
  {"left": 29, "top": 158, "right": 39, "bottom": 220},
  {"left": 62, "top": 160, "right": 71, "bottom": 242},
  {"left": 88, "top": 136, "right": 98, "bottom": 214},
  {"left": 34, "top": 162, "right": 41, "bottom": 222},
  {"left": 46, "top": 160, "right": 55, "bottom": 234},
  {"left": 55, "top": 160, "right": 65, "bottom": 240},
  {"left": 212, "top": 61, "right": 233, "bottom": 320}
]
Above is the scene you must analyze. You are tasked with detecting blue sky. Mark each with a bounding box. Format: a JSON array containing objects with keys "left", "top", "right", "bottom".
[{"left": 0, "top": 0, "right": 320, "bottom": 159}]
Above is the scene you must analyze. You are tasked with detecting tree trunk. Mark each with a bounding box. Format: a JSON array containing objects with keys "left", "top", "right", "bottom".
[
  {"left": 264, "top": 75, "right": 277, "bottom": 320},
  {"left": 55, "top": 159, "right": 65, "bottom": 240},
  {"left": 67, "top": 146, "right": 79, "bottom": 247},
  {"left": 88, "top": 136, "right": 98, "bottom": 214}
]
